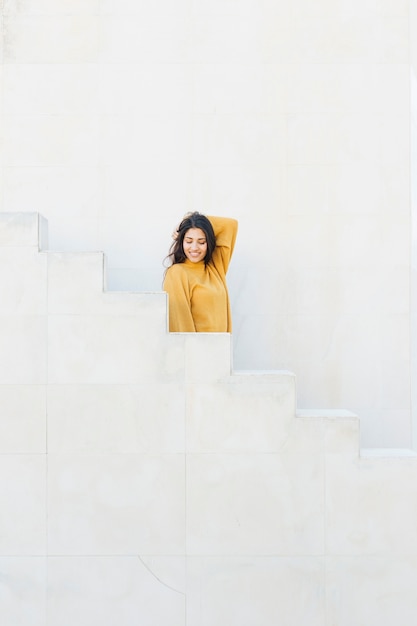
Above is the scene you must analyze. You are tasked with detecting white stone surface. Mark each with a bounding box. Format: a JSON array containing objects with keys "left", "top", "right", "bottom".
[
  {"left": 3, "top": 16, "right": 99, "bottom": 63},
  {"left": 326, "top": 556, "right": 417, "bottom": 626},
  {"left": 0, "top": 557, "right": 46, "bottom": 626},
  {"left": 47, "top": 383, "right": 185, "bottom": 453},
  {"left": 47, "top": 556, "right": 185, "bottom": 626},
  {"left": 1, "top": 0, "right": 411, "bottom": 448},
  {"left": 186, "top": 373, "right": 295, "bottom": 453},
  {"left": 0, "top": 212, "right": 47, "bottom": 248},
  {"left": 3, "top": 64, "right": 99, "bottom": 116},
  {"left": 0, "top": 0, "right": 414, "bottom": 620},
  {"left": 325, "top": 454, "right": 417, "bottom": 555},
  {"left": 0, "top": 455, "right": 46, "bottom": 555},
  {"left": 3, "top": 115, "right": 100, "bottom": 167},
  {"left": 0, "top": 248, "right": 46, "bottom": 314},
  {"left": 186, "top": 557, "right": 325, "bottom": 626},
  {"left": 3, "top": 0, "right": 100, "bottom": 14},
  {"left": 411, "top": 0, "right": 417, "bottom": 449},
  {"left": 184, "top": 333, "right": 231, "bottom": 382},
  {"left": 0, "top": 315, "right": 47, "bottom": 384},
  {"left": 186, "top": 425, "right": 325, "bottom": 555},
  {"left": 47, "top": 313, "right": 178, "bottom": 384},
  {"left": 47, "top": 453, "right": 185, "bottom": 555},
  {"left": 0, "top": 385, "right": 46, "bottom": 453},
  {"left": 0, "top": 213, "right": 416, "bottom": 623}
]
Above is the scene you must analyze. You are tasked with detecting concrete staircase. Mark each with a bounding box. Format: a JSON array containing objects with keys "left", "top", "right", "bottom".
[{"left": 1, "top": 212, "right": 417, "bottom": 626}]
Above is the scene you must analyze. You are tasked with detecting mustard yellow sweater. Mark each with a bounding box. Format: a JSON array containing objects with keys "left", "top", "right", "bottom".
[{"left": 163, "top": 216, "right": 238, "bottom": 332}]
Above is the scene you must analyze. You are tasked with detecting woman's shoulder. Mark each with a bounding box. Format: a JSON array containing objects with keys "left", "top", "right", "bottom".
[
  {"left": 166, "top": 262, "right": 187, "bottom": 276},
  {"left": 167, "top": 260, "right": 205, "bottom": 273},
  {"left": 164, "top": 262, "right": 192, "bottom": 284}
]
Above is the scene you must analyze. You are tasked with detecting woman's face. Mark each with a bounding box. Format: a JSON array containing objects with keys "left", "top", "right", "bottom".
[{"left": 183, "top": 227, "right": 207, "bottom": 263}]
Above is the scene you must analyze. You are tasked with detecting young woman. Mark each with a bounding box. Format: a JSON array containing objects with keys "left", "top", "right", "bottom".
[{"left": 163, "top": 212, "right": 238, "bottom": 332}]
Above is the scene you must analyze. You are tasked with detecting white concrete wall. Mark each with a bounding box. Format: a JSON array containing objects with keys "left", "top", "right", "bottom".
[
  {"left": 0, "top": 0, "right": 412, "bottom": 447},
  {"left": 1, "top": 212, "right": 417, "bottom": 626},
  {"left": 410, "top": 0, "right": 417, "bottom": 447}
]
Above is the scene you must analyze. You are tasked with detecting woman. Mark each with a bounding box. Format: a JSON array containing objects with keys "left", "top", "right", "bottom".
[{"left": 163, "top": 212, "right": 238, "bottom": 332}]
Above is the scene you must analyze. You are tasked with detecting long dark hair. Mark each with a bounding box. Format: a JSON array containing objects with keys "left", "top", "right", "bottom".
[{"left": 165, "top": 212, "right": 216, "bottom": 268}]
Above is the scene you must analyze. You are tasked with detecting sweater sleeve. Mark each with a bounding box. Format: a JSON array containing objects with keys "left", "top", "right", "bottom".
[
  {"left": 163, "top": 265, "right": 196, "bottom": 332},
  {"left": 208, "top": 216, "right": 238, "bottom": 275}
]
